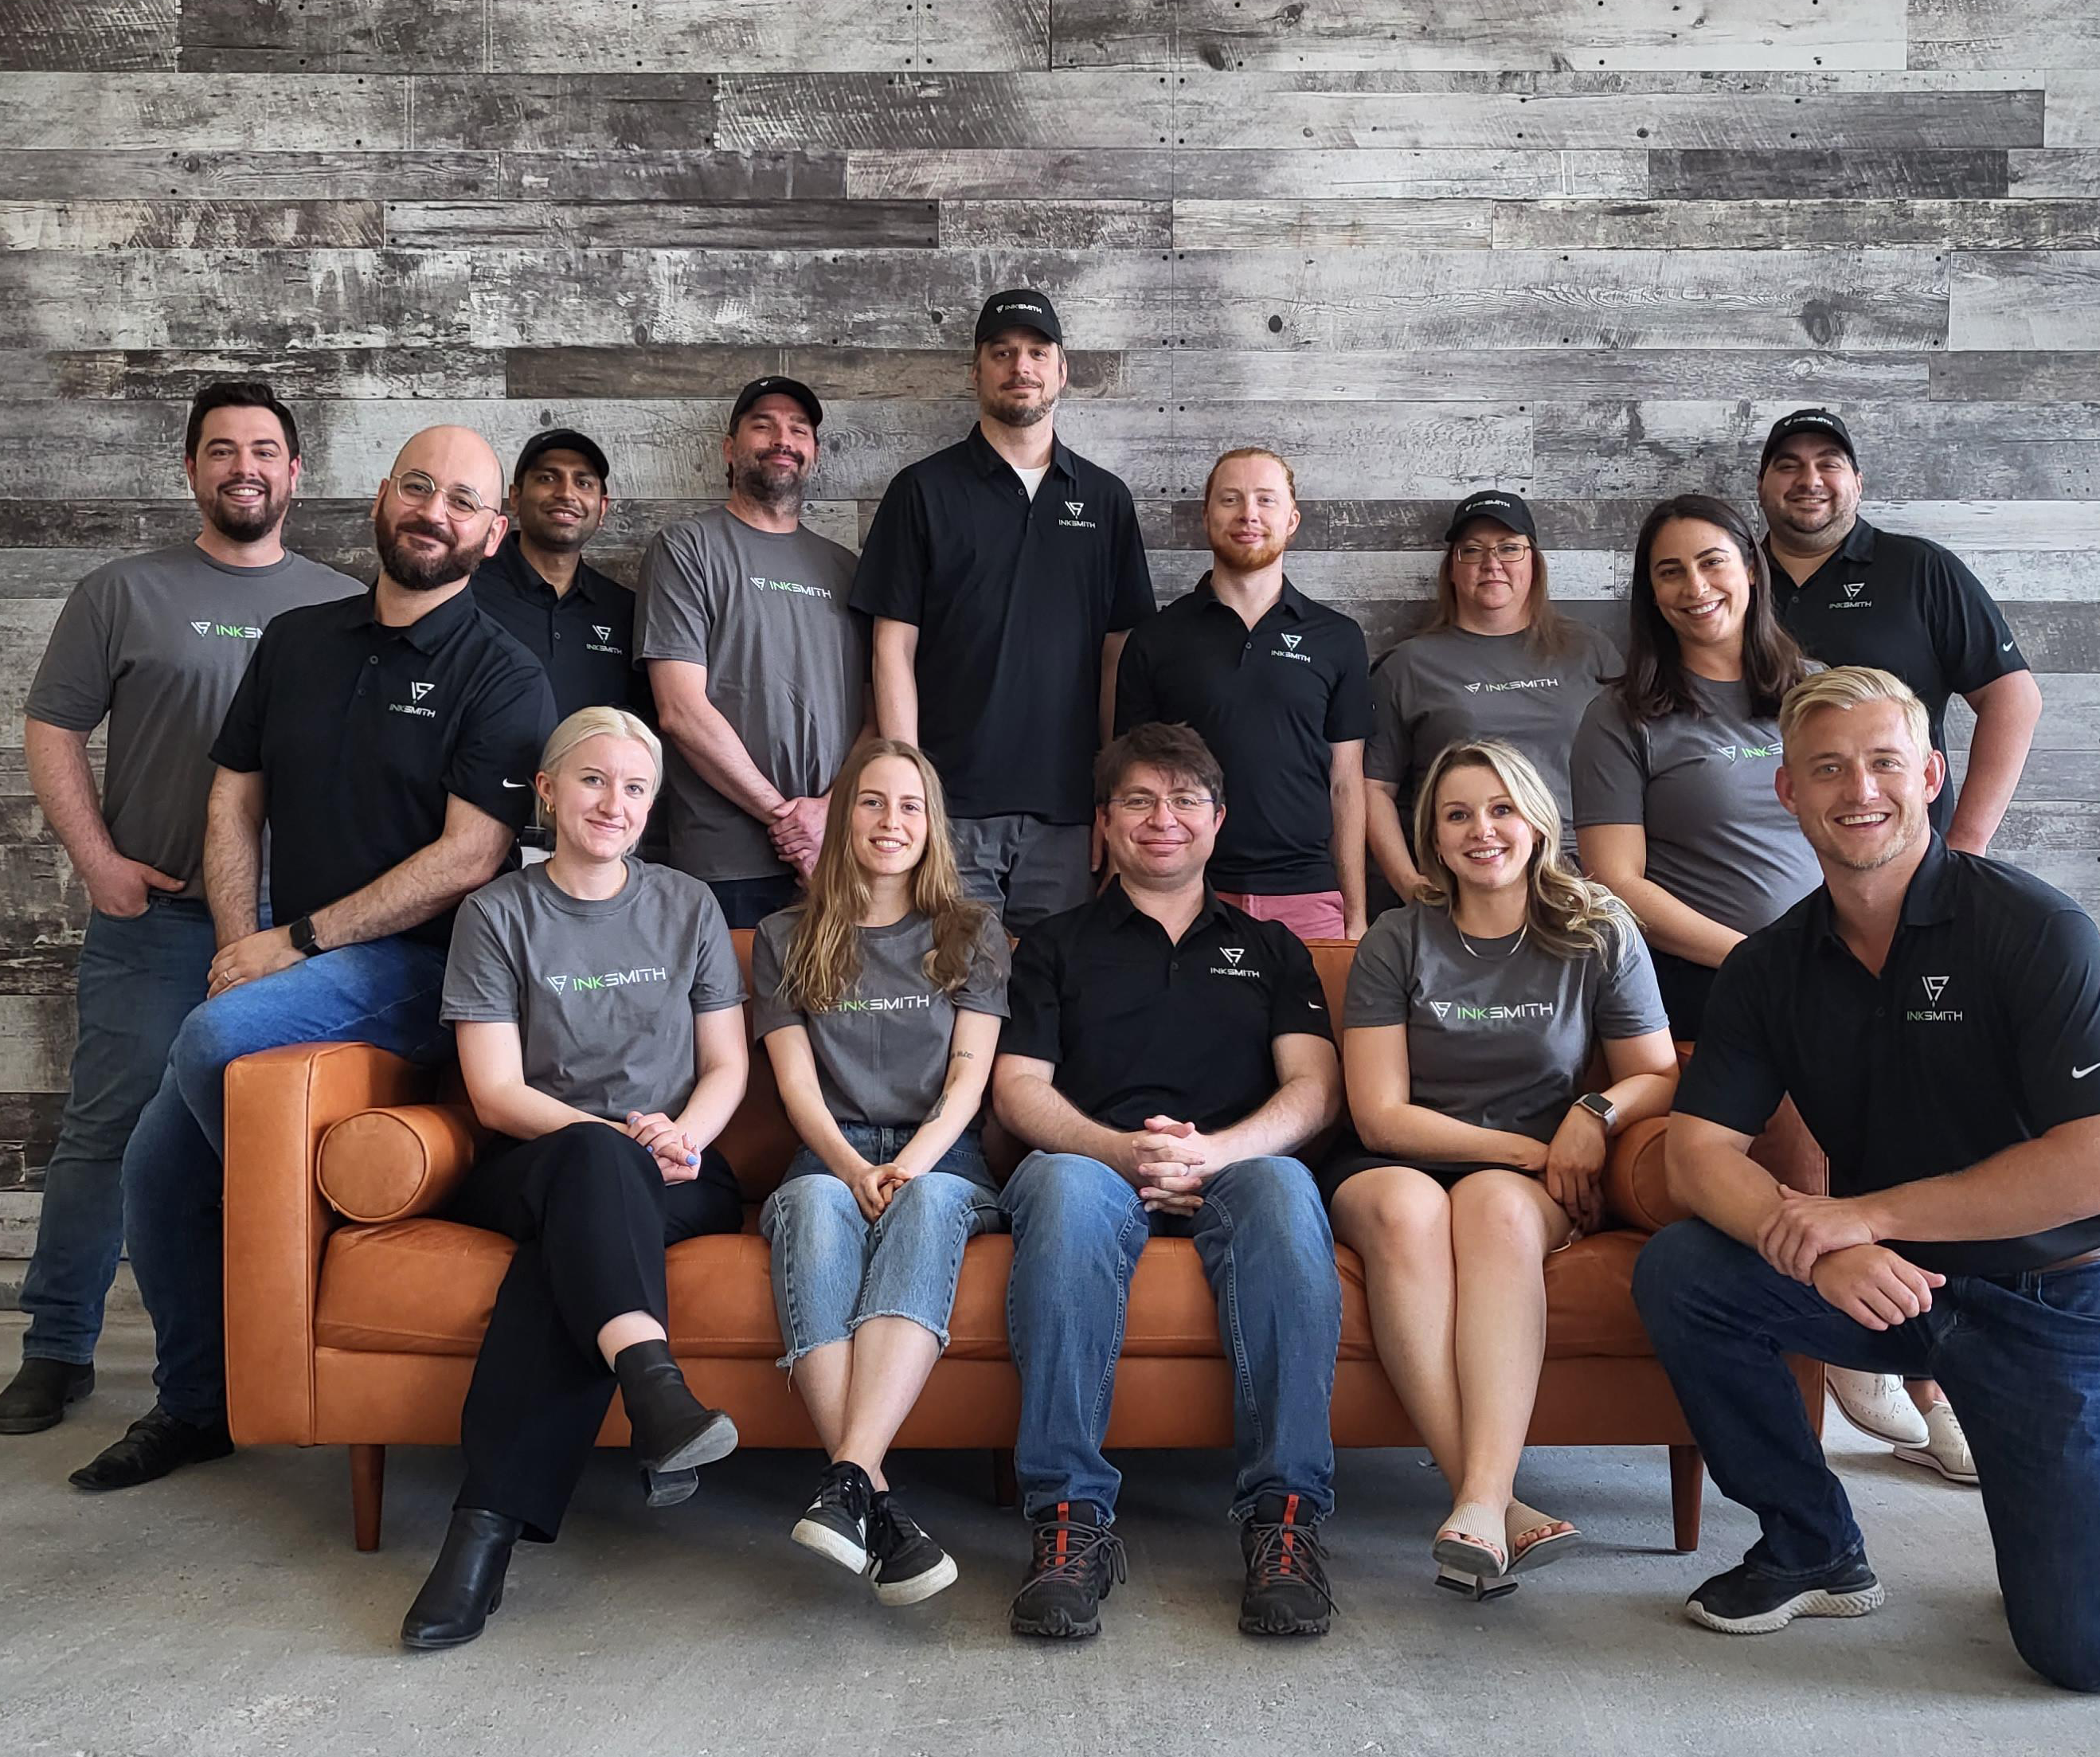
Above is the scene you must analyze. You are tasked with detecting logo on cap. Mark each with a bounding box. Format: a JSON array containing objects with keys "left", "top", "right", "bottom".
[
  {"left": 999, "top": 299, "right": 1045, "bottom": 315},
  {"left": 409, "top": 682, "right": 434, "bottom": 702}
]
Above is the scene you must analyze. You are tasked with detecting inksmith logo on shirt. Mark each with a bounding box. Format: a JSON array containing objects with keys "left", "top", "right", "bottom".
[
  {"left": 1462, "top": 678, "right": 1559, "bottom": 695},
  {"left": 1426, "top": 997, "right": 1556, "bottom": 1023},
  {"left": 1271, "top": 632, "right": 1313, "bottom": 664},
  {"left": 189, "top": 619, "right": 264, "bottom": 640},
  {"left": 1906, "top": 973, "right": 1964, "bottom": 1023},
  {"left": 390, "top": 681, "right": 438, "bottom": 720},
  {"left": 586, "top": 623, "right": 623, "bottom": 655},
  {"left": 1834, "top": 581, "right": 1873, "bottom": 611},
  {"left": 1716, "top": 741, "right": 1782, "bottom": 763},
  {"left": 546, "top": 967, "right": 670, "bottom": 996},
  {"left": 748, "top": 574, "right": 831, "bottom": 601},
  {"left": 832, "top": 992, "right": 934, "bottom": 1014},
  {"left": 1211, "top": 945, "right": 1262, "bottom": 979},
  {"left": 1058, "top": 499, "right": 1097, "bottom": 531}
]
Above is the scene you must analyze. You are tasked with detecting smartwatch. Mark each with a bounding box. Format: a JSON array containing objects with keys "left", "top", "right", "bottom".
[
  {"left": 1575, "top": 1091, "right": 1617, "bottom": 1129},
  {"left": 287, "top": 915, "right": 321, "bottom": 957}
]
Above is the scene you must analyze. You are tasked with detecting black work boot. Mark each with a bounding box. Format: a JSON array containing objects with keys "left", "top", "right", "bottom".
[
  {"left": 1238, "top": 1491, "right": 1335, "bottom": 1636},
  {"left": 0, "top": 1358, "right": 95, "bottom": 1434},
  {"left": 1011, "top": 1500, "right": 1127, "bottom": 1639},
  {"left": 612, "top": 1339, "right": 739, "bottom": 1481},
  {"left": 401, "top": 1509, "right": 525, "bottom": 1649}
]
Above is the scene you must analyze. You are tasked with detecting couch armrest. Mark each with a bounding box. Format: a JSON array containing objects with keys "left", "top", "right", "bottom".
[
  {"left": 318, "top": 1103, "right": 481, "bottom": 1223},
  {"left": 1601, "top": 1117, "right": 1677, "bottom": 1232},
  {"left": 223, "top": 1043, "right": 448, "bottom": 1446}
]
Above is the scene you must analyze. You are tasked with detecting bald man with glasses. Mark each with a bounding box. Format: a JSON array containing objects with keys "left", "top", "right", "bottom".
[{"left": 73, "top": 425, "right": 557, "bottom": 1493}]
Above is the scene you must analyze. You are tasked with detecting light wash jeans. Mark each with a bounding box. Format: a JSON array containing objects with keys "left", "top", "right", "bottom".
[
  {"left": 759, "top": 1125, "right": 1003, "bottom": 1368},
  {"left": 122, "top": 935, "right": 452, "bottom": 1424}
]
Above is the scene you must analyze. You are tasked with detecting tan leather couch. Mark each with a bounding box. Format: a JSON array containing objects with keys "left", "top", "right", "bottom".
[{"left": 222, "top": 936, "right": 1824, "bottom": 1551}]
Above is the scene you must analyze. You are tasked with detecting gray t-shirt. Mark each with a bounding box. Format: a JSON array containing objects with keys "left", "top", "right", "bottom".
[
  {"left": 24, "top": 543, "right": 358, "bottom": 895},
  {"left": 1344, "top": 900, "right": 1668, "bottom": 1143},
  {"left": 1570, "top": 676, "right": 1824, "bottom": 937},
  {"left": 750, "top": 906, "right": 1010, "bottom": 1128},
  {"left": 441, "top": 858, "right": 745, "bottom": 1122},
  {"left": 1366, "top": 623, "right": 1618, "bottom": 855},
  {"left": 635, "top": 507, "right": 868, "bottom": 882}
]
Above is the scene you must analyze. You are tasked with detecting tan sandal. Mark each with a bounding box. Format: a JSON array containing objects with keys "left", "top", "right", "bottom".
[
  {"left": 1506, "top": 1501, "right": 1580, "bottom": 1575},
  {"left": 1431, "top": 1501, "right": 1508, "bottom": 1579}
]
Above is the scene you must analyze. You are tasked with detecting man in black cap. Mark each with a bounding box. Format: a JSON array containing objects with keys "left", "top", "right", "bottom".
[
  {"left": 851, "top": 291, "right": 1156, "bottom": 926},
  {"left": 1754, "top": 406, "right": 2043, "bottom": 1484},
  {"left": 637, "top": 378, "right": 867, "bottom": 925},
  {"left": 471, "top": 428, "right": 645, "bottom": 723}
]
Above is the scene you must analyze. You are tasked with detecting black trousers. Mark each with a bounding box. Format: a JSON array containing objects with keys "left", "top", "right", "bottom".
[{"left": 449, "top": 1121, "right": 743, "bottom": 1541}]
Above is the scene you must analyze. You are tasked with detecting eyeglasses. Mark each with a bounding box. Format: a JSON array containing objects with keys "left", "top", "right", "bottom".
[
  {"left": 389, "top": 471, "right": 494, "bottom": 520},
  {"left": 1454, "top": 539, "right": 1532, "bottom": 566},
  {"left": 1106, "top": 792, "right": 1217, "bottom": 817}
]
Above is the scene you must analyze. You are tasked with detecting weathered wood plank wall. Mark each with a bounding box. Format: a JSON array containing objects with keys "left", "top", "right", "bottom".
[{"left": 1, "top": 2, "right": 2097, "bottom": 1191}]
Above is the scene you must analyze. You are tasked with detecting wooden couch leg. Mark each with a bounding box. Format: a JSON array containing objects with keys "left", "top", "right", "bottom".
[
  {"left": 1669, "top": 1445, "right": 1703, "bottom": 1553},
  {"left": 991, "top": 1448, "right": 1017, "bottom": 1509},
  {"left": 351, "top": 1444, "right": 385, "bottom": 1552}
]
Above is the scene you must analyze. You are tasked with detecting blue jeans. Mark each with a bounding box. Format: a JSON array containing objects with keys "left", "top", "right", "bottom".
[
  {"left": 1635, "top": 1219, "right": 2100, "bottom": 1693},
  {"left": 19, "top": 898, "right": 217, "bottom": 1365},
  {"left": 122, "top": 935, "right": 452, "bottom": 1425},
  {"left": 1000, "top": 1150, "right": 1342, "bottom": 1524},
  {"left": 758, "top": 1125, "right": 1002, "bottom": 1367}
]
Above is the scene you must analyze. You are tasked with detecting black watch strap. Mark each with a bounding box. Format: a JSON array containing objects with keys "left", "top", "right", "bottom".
[{"left": 287, "top": 915, "right": 320, "bottom": 956}]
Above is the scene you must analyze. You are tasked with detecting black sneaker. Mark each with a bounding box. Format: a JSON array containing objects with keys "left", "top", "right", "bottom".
[
  {"left": 1011, "top": 1500, "right": 1127, "bottom": 1640},
  {"left": 1687, "top": 1553, "right": 1885, "bottom": 1634},
  {"left": 792, "top": 1459, "right": 875, "bottom": 1575},
  {"left": 867, "top": 1492, "right": 958, "bottom": 1607},
  {"left": 1238, "top": 1491, "right": 1335, "bottom": 1636}
]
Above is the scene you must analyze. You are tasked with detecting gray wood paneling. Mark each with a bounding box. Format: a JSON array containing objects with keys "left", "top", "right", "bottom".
[{"left": 2, "top": 5, "right": 2099, "bottom": 1172}]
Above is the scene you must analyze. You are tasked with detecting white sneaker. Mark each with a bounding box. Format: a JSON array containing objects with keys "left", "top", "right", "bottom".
[
  {"left": 1894, "top": 1403, "right": 1980, "bottom": 1485},
  {"left": 1827, "top": 1368, "right": 1930, "bottom": 1447}
]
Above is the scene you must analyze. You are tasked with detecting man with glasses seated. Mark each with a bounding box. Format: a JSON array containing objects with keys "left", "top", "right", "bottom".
[
  {"left": 72, "top": 426, "right": 557, "bottom": 1491},
  {"left": 992, "top": 722, "right": 1346, "bottom": 1640}
]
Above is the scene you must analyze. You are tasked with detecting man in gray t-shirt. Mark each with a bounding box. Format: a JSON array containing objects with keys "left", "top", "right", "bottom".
[
  {"left": 751, "top": 910, "right": 1009, "bottom": 1126},
  {"left": 1, "top": 382, "right": 358, "bottom": 1434},
  {"left": 639, "top": 378, "right": 868, "bottom": 929},
  {"left": 443, "top": 859, "right": 745, "bottom": 1122}
]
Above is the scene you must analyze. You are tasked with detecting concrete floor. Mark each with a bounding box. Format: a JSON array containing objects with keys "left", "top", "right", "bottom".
[{"left": 0, "top": 1316, "right": 2084, "bottom": 1757}]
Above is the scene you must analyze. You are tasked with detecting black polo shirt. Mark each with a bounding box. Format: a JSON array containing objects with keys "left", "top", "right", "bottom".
[
  {"left": 1676, "top": 837, "right": 2100, "bottom": 1277},
  {"left": 1767, "top": 518, "right": 2028, "bottom": 832},
  {"left": 1115, "top": 573, "right": 1372, "bottom": 894},
  {"left": 210, "top": 588, "right": 557, "bottom": 949},
  {"left": 1001, "top": 881, "right": 1333, "bottom": 1133},
  {"left": 470, "top": 533, "right": 649, "bottom": 722},
  {"left": 850, "top": 425, "right": 1155, "bottom": 824}
]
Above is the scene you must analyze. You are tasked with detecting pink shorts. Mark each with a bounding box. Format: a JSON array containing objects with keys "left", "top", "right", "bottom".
[{"left": 1214, "top": 889, "right": 1348, "bottom": 942}]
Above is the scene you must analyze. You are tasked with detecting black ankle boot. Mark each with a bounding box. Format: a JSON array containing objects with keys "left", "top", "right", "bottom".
[
  {"left": 612, "top": 1340, "right": 739, "bottom": 1478},
  {"left": 401, "top": 1508, "right": 523, "bottom": 1650}
]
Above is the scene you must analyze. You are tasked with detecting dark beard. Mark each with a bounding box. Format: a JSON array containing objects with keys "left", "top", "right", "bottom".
[
  {"left": 203, "top": 484, "right": 287, "bottom": 543},
  {"left": 732, "top": 454, "right": 808, "bottom": 511},
  {"left": 985, "top": 393, "right": 1055, "bottom": 428},
  {"left": 376, "top": 518, "right": 484, "bottom": 593}
]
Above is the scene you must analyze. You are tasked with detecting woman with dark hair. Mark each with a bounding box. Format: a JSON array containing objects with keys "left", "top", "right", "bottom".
[
  {"left": 755, "top": 738, "right": 1010, "bottom": 1606},
  {"left": 1571, "top": 494, "right": 1820, "bottom": 1038},
  {"left": 1366, "top": 491, "right": 1618, "bottom": 899}
]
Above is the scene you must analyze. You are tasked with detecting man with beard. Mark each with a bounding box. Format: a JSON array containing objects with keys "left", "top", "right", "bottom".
[
  {"left": 1113, "top": 448, "right": 1371, "bottom": 942},
  {"left": 1634, "top": 667, "right": 2100, "bottom": 1692},
  {"left": 637, "top": 378, "right": 866, "bottom": 925},
  {"left": 0, "top": 382, "right": 357, "bottom": 1438},
  {"left": 1755, "top": 408, "right": 2043, "bottom": 1478},
  {"left": 471, "top": 428, "right": 646, "bottom": 722},
  {"left": 70, "top": 425, "right": 556, "bottom": 1491},
  {"left": 852, "top": 292, "right": 1155, "bottom": 927}
]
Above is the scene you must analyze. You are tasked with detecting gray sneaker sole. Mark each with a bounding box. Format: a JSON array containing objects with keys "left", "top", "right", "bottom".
[{"left": 1687, "top": 1582, "right": 1886, "bottom": 1635}]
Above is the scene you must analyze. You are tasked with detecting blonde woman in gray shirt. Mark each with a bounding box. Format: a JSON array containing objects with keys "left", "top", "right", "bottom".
[{"left": 1322, "top": 740, "right": 1678, "bottom": 1598}]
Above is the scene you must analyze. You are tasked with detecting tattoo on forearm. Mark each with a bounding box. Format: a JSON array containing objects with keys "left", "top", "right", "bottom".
[
  {"left": 949, "top": 1048, "right": 976, "bottom": 1060},
  {"left": 927, "top": 1094, "right": 948, "bottom": 1122}
]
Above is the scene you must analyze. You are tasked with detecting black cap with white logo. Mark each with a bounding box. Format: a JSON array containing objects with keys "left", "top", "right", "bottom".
[
  {"left": 514, "top": 427, "right": 611, "bottom": 486},
  {"left": 975, "top": 289, "right": 1063, "bottom": 346},
  {"left": 1760, "top": 408, "right": 1857, "bottom": 473},
  {"left": 1443, "top": 490, "right": 1538, "bottom": 544},
  {"left": 729, "top": 376, "right": 824, "bottom": 432}
]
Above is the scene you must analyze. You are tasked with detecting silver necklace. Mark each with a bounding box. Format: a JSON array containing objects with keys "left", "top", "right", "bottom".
[{"left": 1454, "top": 918, "right": 1529, "bottom": 960}]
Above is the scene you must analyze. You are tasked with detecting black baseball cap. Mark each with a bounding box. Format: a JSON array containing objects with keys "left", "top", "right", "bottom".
[
  {"left": 1760, "top": 408, "right": 1857, "bottom": 473},
  {"left": 975, "top": 289, "right": 1062, "bottom": 346},
  {"left": 1443, "top": 490, "right": 1538, "bottom": 544},
  {"left": 514, "top": 427, "right": 610, "bottom": 486},
  {"left": 729, "top": 376, "right": 823, "bottom": 432}
]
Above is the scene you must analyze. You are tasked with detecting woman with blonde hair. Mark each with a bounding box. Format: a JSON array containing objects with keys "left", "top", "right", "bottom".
[
  {"left": 1320, "top": 739, "right": 1678, "bottom": 1595},
  {"left": 754, "top": 738, "right": 1011, "bottom": 1606},
  {"left": 403, "top": 706, "right": 751, "bottom": 1649}
]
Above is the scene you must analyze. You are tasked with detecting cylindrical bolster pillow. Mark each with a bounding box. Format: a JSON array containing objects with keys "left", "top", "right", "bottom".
[
  {"left": 317, "top": 1104, "right": 482, "bottom": 1223},
  {"left": 1601, "top": 1117, "right": 1683, "bottom": 1234}
]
